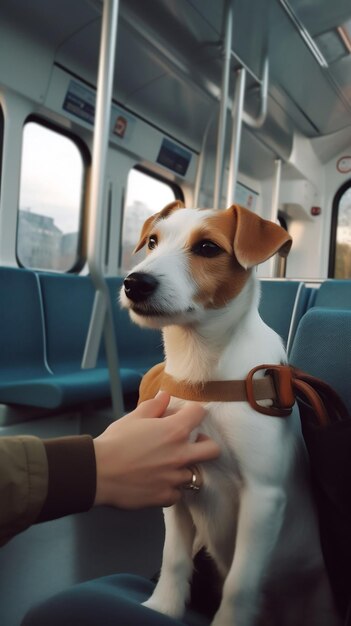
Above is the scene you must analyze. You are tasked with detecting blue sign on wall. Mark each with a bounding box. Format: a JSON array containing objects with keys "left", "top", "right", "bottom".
[{"left": 157, "top": 138, "right": 192, "bottom": 176}]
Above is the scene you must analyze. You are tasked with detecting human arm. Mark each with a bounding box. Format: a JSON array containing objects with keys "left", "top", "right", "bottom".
[
  {"left": 0, "top": 433, "right": 95, "bottom": 547},
  {"left": 0, "top": 435, "right": 48, "bottom": 547},
  {"left": 0, "top": 393, "right": 219, "bottom": 546}
]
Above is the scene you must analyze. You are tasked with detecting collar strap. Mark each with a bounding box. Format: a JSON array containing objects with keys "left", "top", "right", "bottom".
[
  {"left": 160, "top": 364, "right": 296, "bottom": 418},
  {"left": 156, "top": 363, "right": 347, "bottom": 426}
]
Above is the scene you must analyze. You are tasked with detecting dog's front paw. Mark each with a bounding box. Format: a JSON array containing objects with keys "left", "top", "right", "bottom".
[{"left": 143, "top": 595, "right": 185, "bottom": 619}]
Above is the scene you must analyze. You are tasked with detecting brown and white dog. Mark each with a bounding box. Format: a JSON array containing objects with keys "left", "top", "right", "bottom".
[{"left": 120, "top": 201, "right": 340, "bottom": 626}]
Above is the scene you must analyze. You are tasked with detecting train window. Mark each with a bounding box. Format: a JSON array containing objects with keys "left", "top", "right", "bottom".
[
  {"left": 17, "top": 120, "right": 87, "bottom": 272},
  {"left": 329, "top": 182, "right": 351, "bottom": 278},
  {"left": 121, "top": 167, "right": 182, "bottom": 270}
]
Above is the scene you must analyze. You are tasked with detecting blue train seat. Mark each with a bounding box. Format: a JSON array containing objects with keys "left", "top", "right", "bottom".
[
  {"left": 0, "top": 267, "right": 52, "bottom": 407},
  {"left": 38, "top": 273, "right": 106, "bottom": 374},
  {"left": 289, "top": 306, "right": 351, "bottom": 618},
  {"left": 37, "top": 273, "right": 141, "bottom": 408},
  {"left": 23, "top": 574, "right": 209, "bottom": 626},
  {"left": 289, "top": 307, "right": 351, "bottom": 413},
  {"left": 0, "top": 268, "right": 141, "bottom": 409},
  {"left": 259, "top": 280, "right": 307, "bottom": 351},
  {"left": 310, "top": 280, "right": 351, "bottom": 310}
]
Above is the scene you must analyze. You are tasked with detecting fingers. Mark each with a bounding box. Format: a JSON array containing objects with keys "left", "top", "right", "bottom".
[
  {"left": 165, "top": 404, "right": 220, "bottom": 464},
  {"left": 165, "top": 402, "right": 206, "bottom": 432},
  {"left": 133, "top": 397, "right": 205, "bottom": 430},
  {"left": 184, "top": 465, "right": 203, "bottom": 489},
  {"left": 164, "top": 407, "right": 220, "bottom": 467},
  {"left": 186, "top": 437, "right": 220, "bottom": 464},
  {"left": 162, "top": 467, "right": 203, "bottom": 506},
  {"left": 166, "top": 404, "right": 220, "bottom": 455},
  {"left": 131, "top": 391, "right": 171, "bottom": 419},
  {"left": 130, "top": 396, "right": 220, "bottom": 467},
  {"left": 135, "top": 397, "right": 207, "bottom": 432},
  {"left": 177, "top": 467, "right": 196, "bottom": 488},
  {"left": 195, "top": 433, "right": 212, "bottom": 443}
]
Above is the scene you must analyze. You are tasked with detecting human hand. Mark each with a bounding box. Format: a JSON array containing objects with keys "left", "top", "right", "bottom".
[{"left": 93, "top": 392, "right": 220, "bottom": 509}]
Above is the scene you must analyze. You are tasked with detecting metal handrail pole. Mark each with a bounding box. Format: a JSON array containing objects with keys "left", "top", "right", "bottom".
[
  {"left": 272, "top": 158, "right": 284, "bottom": 277},
  {"left": 193, "top": 111, "right": 215, "bottom": 208},
  {"left": 272, "top": 158, "right": 282, "bottom": 221},
  {"left": 82, "top": 0, "right": 124, "bottom": 417},
  {"left": 213, "top": 0, "right": 233, "bottom": 210},
  {"left": 242, "top": 57, "right": 269, "bottom": 129},
  {"left": 86, "top": 0, "right": 119, "bottom": 286},
  {"left": 226, "top": 68, "right": 246, "bottom": 208},
  {"left": 82, "top": 290, "right": 107, "bottom": 369}
]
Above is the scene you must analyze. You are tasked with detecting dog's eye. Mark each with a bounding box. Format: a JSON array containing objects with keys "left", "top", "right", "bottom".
[
  {"left": 148, "top": 235, "right": 158, "bottom": 250},
  {"left": 192, "top": 240, "right": 223, "bottom": 258}
]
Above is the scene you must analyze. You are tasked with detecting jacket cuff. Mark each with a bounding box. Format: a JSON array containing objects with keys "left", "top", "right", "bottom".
[{"left": 37, "top": 435, "right": 96, "bottom": 523}]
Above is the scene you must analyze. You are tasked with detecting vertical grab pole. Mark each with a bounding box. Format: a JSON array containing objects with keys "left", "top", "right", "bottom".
[
  {"left": 82, "top": 0, "right": 124, "bottom": 418},
  {"left": 213, "top": 0, "right": 233, "bottom": 210},
  {"left": 193, "top": 112, "right": 215, "bottom": 208},
  {"left": 271, "top": 158, "right": 282, "bottom": 221},
  {"left": 271, "top": 158, "right": 284, "bottom": 277},
  {"left": 226, "top": 68, "right": 246, "bottom": 208}
]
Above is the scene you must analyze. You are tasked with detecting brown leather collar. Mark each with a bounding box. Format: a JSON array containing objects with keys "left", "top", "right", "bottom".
[
  {"left": 140, "top": 362, "right": 345, "bottom": 426},
  {"left": 160, "top": 364, "right": 296, "bottom": 418}
]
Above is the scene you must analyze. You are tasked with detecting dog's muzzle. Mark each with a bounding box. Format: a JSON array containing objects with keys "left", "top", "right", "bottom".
[{"left": 124, "top": 272, "right": 159, "bottom": 303}]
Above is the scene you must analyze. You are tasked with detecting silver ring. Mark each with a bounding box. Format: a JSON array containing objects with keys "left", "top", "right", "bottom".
[{"left": 184, "top": 467, "right": 201, "bottom": 492}]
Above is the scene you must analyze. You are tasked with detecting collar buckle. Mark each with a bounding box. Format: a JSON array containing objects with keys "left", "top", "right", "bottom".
[{"left": 246, "top": 364, "right": 294, "bottom": 417}]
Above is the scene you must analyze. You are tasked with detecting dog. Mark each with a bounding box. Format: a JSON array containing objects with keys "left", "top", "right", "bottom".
[{"left": 120, "top": 201, "right": 340, "bottom": 626}]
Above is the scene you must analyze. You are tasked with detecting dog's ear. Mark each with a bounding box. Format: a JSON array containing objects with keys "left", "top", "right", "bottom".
[
  {"left": 133, "top": 200, "right": 185, "bottom": 253},
  {"left": 159, "top": 199, "right": 185, "bottom": 219},
  {"left": 230, "top": 204, "right": 292, "bottom": 269}
]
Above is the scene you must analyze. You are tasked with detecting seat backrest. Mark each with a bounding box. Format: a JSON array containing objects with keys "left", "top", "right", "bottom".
[
  {"left": 38, "top": 272, "right": 106, "bottom": 373},
  {"left": 0, "top": 267, "right": 46, "bottom": 373},
  {"left": 312, "top": 280, "right": 351, "bottom": 310},
  {"left": 289, "top": 307, "right": 351, "bottom": 414},
  {"left": 259, "top": 280, "right": 305, "bottom": 350}
]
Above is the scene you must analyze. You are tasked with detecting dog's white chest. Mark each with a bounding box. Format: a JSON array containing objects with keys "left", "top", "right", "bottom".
[
  {"left": 171, "top": 397, "right": 311, "bottom": 579},
  {"left": 170, "top": 399, "right": 251, "bottom": 576}
]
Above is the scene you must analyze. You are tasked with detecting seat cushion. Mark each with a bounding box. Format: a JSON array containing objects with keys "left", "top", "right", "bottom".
[{"left": 23, "top": 574, "right": 210, "bottom": 626}]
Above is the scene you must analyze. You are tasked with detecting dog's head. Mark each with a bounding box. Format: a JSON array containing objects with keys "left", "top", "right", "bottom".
[{"left": 120, "top": 201, "right": 292, "bottom": 328}]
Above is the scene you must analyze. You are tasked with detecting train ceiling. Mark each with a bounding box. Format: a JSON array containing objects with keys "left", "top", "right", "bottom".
[{"left": 1, "top": 0, "right": 351, "bottom": 167}]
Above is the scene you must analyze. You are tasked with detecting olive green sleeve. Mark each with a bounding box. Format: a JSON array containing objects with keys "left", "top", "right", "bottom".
[
  {"left": 0, "top": 436, "right": 48, "bottom": 547},
  {"left": 0, "top": 434, "right": 97, "bottom": 547}
]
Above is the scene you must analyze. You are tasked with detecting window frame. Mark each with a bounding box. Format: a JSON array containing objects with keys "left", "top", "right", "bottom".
[
  {"left": 16, "top": 115, "right": 90, "bottom": 274},
  {"left": 328, "top": 179, "right": 351, "bottom": 278}
]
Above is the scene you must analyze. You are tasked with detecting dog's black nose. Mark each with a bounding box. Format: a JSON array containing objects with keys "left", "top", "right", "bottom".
[{"left": 124, "top": 272, "right": 159, "bottom": 303}]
